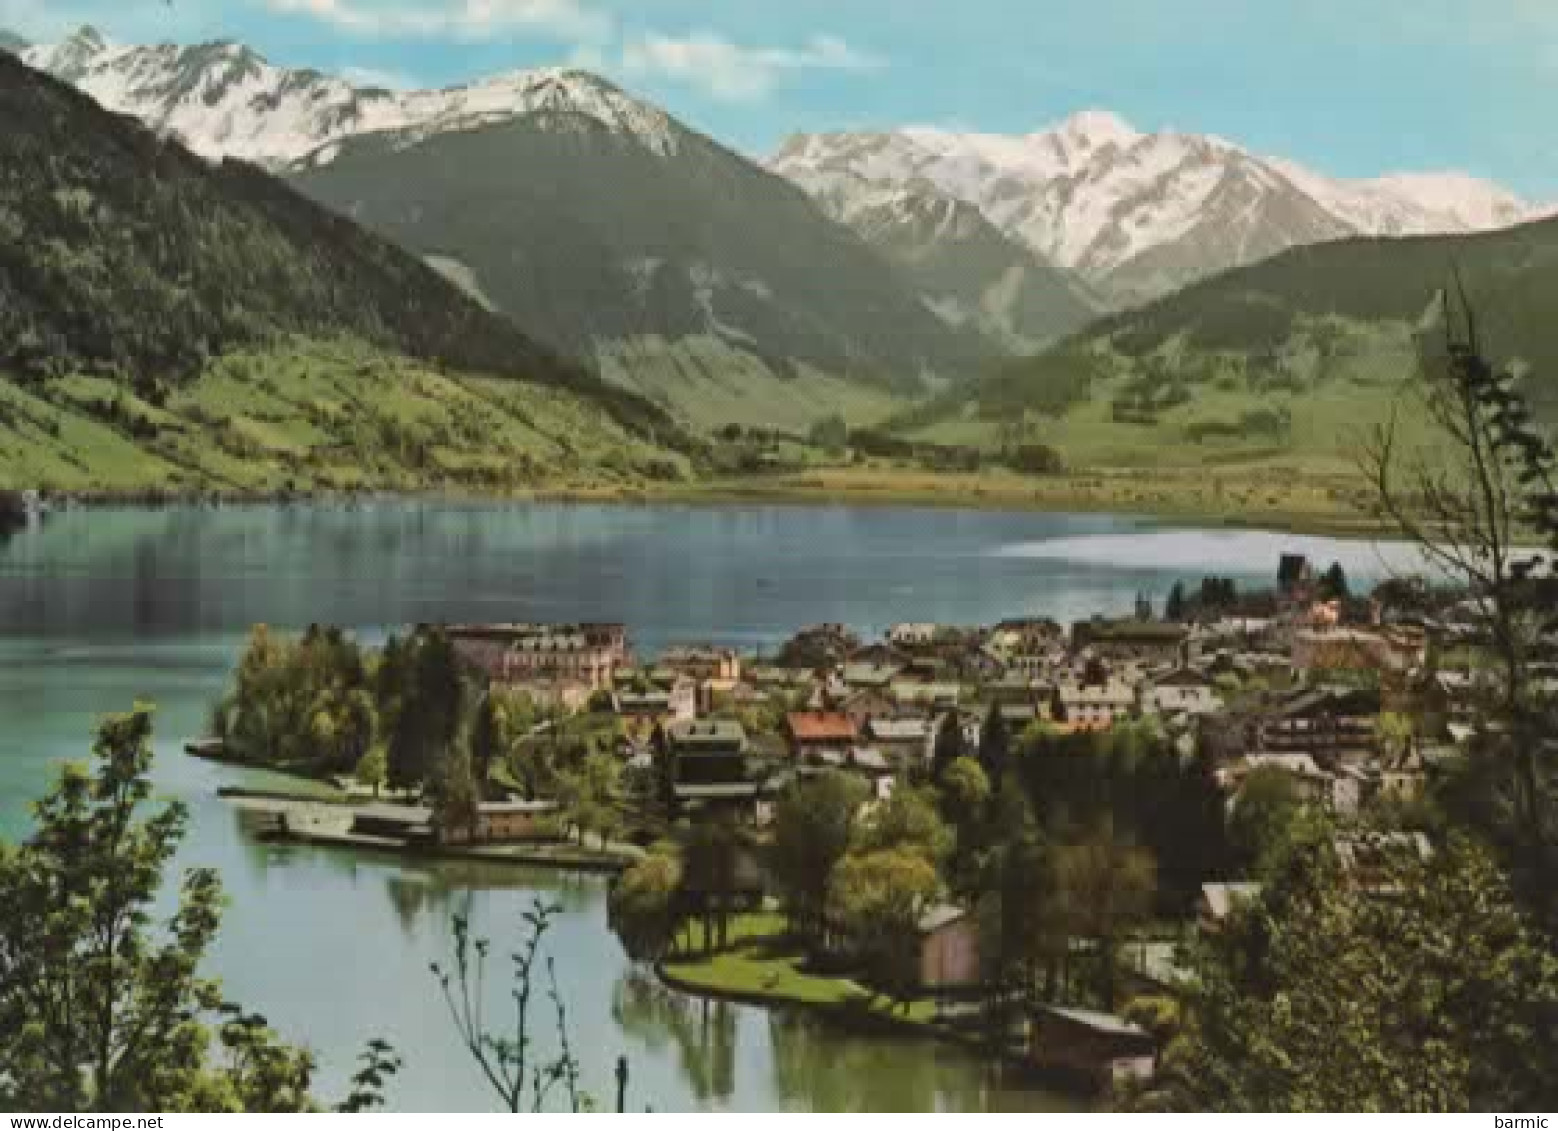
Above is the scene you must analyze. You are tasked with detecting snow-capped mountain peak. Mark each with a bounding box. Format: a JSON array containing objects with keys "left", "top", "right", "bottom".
[
  {"left": 1041, "top": 108, "right": 1142, "bottom": 159},
  {"left": 1362, "top": 172, "right": 1532, "bottom": 231},
  {"left": 20, "top": 26, "right": 681, "bottom": 165},
  {"left": 25, "top": 23, "right": 113, "bottom": 80},
  {"left": 771, "top": 115, "right": 1538, "bottom": 305}
]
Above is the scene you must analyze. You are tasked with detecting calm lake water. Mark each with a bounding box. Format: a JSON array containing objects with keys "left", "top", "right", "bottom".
[{"left": 0, "top": 502, "right": 1418, "bottom": 1111}]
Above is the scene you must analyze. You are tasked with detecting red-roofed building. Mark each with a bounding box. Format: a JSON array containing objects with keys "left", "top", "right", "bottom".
[{"left": 784, "top": 712, "right": 860, "bottom": 764}]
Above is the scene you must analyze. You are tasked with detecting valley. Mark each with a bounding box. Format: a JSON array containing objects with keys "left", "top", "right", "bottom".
[{"left": 4, "top": 24, "right": 1550, "bottom": 534}]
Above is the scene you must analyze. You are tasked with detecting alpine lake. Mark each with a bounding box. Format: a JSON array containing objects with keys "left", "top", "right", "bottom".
[{"left": 0, "top": 501, "right": 1420, "bottom": 1111}]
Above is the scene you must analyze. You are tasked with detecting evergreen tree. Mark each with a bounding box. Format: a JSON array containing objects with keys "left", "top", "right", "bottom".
[
  {"left": 681, "top": 817, "right": 743, "bottom": 953},
  {"left": 650, "top": 723, "right": 676, "bottom": 818},
  {"left": 977, "top": 786, "right": 1061, "bottom": 1013},
  {"left": 931, "top": 712, "right": 968, "bottom": 782},
  {"left": 469, "top": 693, "right": 503, "bottom": 788},
  {"left": 1319, "top": 561, "right": 1350, "bottom": 601},
  {"left": 386, "top": 629, "right": 465, "bottom": 790},
  {"left": 978, "top": 700, "right": 1011, "bottom": 783}
]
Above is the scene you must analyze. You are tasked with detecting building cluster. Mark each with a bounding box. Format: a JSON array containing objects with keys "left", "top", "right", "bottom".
[
  {"left": 446, "top": 622, "right": 631, "bottom": 712},
  {"left": 423, "top": 552, "right": 1549, "bottom": 1089},
  {"left": 436, "top": 554, "right": 1534, "bottom": 840}
]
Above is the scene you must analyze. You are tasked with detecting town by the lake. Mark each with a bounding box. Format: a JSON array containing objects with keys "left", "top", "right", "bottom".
[
  {"left": 2, "top": 1, "right": 1556, "bottom": 1114},
  {"left": 4, "top": 494, "right": 1551, "bottom": 1112}
]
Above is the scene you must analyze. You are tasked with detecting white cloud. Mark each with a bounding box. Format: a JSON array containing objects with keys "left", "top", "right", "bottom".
[
  {"left": 4, "top": 0, "right": 888, "bottom": 107},
  {"left": 262, "top": 0, "right": 612, "bottom": 43},
  {"left": 618, "top": 31, "right": 885, "bottom": 102}
]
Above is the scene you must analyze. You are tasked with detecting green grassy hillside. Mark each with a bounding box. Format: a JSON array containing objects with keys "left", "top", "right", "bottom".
[
  {"left": 0, "top": 51, "right": 671, "bottom": 441},
  {"left": 911, "top": 215, "right": 1558, "bottom": 472},
  {"left": 0, "top": 340, "right": 687, "bottom": 494}
]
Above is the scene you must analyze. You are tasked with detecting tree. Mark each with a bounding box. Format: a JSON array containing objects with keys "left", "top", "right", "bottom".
[
  {"left": 828, "top": 848, "right": 940, "bottom": 1005},
  {"left": 432, "top": 901, "right": 593, "bottom": 1112},
  {"left": 1050, "top": 821, "right": 1157, "bottom": 1010},
  {"left": 216, "top": 625, "right": 375, "bottom": 774},
  {"left": 1012, "top": 720, "right": 1225, "bottom": 915},
  {"left": 431, "top": 740, "right": 481, "bottom": 842},
  {"left": 1363, "top": 288, "right": 1557, "bottom": 917},
  {"left": 853, "top": 786, "right": 950, "bottom": 866},
  {"left": 807, "top": 414, "right": 849, "bottom": 454},
  {"left": 1165, "top": 581, "right": 1188, "bottom": 622},
  {"left": 608, "top": 849, "right": 683, "bottom": 962},
  {"left": 556, "top": 752, "right": 620, "bottom": 850},
  {"left": 386, "top": 629, "right": 466, "bottom": 791},
  {"left": 1319, "top": 561, "right": 1350, "bottom": 601},
  {"left": 469, "top": 693, "right": 505, "bottom": 788},
  {"left": 649, "top": 723, "right": 676, "bottom": 818},
  {"left": 977, "top": 701, "right": 1011, "bottom": 783},
  {"left": 356, "top": 743, "right": 388, "bottom": 799},
  {"left": 977, "top": 786, "right": 1064, "bottom": 1014},
  {"left": 0, "top": 705, "right": 391, "bottom": 1111},
  {"left": 680, "top": 816, "right": 744, "bottom": 953},
  {"left": 941, "top": 756, "right": 992, "bottom": 834},
  {"left": 1226, "top": 765, "right": 1306, "bottom": 881},
  {"left": 930, "top": 712, "right": 967, "bottom": 782},
  {"left": 1008, "top": 442, "right": 1065, "bottom": 475},
  {"left": 769, "top": 771, "right": 868, "bottom": 942},
  {"left": 941, "top": 755, "right": 994, "bottom": 898},
  {"left": 1136, "top": 835, "right": 1558, "bottom": 1112},
  {"left": 219, "top": 624, "right": 300, "bottom": 766},
  {"left": 1199, "top": 576, "right": 1238, "bottom": 610}
]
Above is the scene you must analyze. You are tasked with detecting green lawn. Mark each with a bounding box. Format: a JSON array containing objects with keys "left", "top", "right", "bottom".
[{"left": 664, "top": 913, "right": 938, "bottom": 1026}]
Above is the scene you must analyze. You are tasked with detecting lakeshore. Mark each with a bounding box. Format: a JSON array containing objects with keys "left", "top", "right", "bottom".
[
  {"left": 170, "top": 504, "right": 1454, "bottom": 1099},
  {"left": 0, "top": 500, "right": 1433, "bottom": 1110},
  {"left": 7, "top": 457, "right": 1390, "bottom": 540},
  {"left": 206, "top": 767, "right": 1092, "bottom": 1095},
  {"left": 215, "top": 784, "right": 640, "bottom": 873}
]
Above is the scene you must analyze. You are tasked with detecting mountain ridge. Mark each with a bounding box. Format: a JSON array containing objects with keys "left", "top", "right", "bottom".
[
  {"left": 17, "top": 24, "right": 997, "bottom": 425},
  {"left": 286, "top": 108, "right": 994, "bottom": 410},
  {"left": 0, "top": 48, "right": 676, "bottom": 436},
  {"left": 819, "top": 178, "right": 1100, "bottom": 348},
  {"left": 772, "top": 112, "right": 1539, "bottom": 306},
  {"left": 931, "top": 210, "right": 1558, "bottom": 478},
  {"left": 19, "top": 25, "right": 682, "bottom": 166}
]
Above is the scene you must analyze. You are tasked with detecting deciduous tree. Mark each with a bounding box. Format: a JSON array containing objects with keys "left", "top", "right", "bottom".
[
  {"left": 0, "top": 705, "right": 391, "bottom": 1112},
  {"left": 1050, "top": 821, "right": 1157, "bottom": 1010},
  {"left": 769, "top": 771, "right": 867, "bottom": 942},
  {"left": 608, "top": 849, "right": 683, "bottom": 963},
  {"left": 828, "top": 848, "right": 940, "bottom": 1006},
  {"left": 1135, "top": 835, "right": 1558, "bottom": 1112}
]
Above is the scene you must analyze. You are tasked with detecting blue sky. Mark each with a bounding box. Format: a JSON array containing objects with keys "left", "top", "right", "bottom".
[{"left": 3, "top": 0, "right": 1554, "bottom": 197}]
